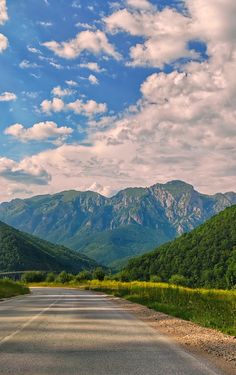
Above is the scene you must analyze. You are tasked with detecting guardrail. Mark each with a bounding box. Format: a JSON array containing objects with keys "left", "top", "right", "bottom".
[{"left": 0, "top": 271, "right": 49, "bottom": 280}]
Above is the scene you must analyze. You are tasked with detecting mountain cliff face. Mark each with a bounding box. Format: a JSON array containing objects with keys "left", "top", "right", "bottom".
[{"left": 0, "top": 180, "right": 235, "bottom": 267}]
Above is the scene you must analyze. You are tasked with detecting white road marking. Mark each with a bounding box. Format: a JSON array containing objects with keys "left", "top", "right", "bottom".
[{"left": 0, "top": 298, "right": 60, "bottom": 346}]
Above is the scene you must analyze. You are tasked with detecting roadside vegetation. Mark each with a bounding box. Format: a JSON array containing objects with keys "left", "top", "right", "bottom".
[
  {"left": 0, "top": 279, "right": 29, "bottom": 299},
  {"left": 23, "top": 270, "right": 236, "bottom": 336},
  {"left": 87, "top": 280, "right": 236, "bottom": 336}
]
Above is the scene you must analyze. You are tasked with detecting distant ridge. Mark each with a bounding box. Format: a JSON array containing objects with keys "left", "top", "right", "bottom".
[{"left": 0, "top": 180, "right": 235, "bottom": 268}]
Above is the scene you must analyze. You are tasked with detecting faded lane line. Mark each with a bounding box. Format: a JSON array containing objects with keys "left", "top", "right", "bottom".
[{"left": 0, "top": 297, "right": 61, "bottom": 346}]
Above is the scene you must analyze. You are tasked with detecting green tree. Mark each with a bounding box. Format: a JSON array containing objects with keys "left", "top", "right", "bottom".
[
  {"left": 76, "top": 270, "right": 92, "bottom": 282},
  {"left": 46, "top": 272, "right": 56, "bottom": 282},
  {"left": 169, "top": 274, "right": 189, "bottom": 287},
  {"left": 21, "top": 271, "right": 46, "bottom": 283},
  {"left": 57, "top": 271, "right": 72, "bottom": 284},
  {"left": 93, "top": 267, "right": 105, "bottom": 281}
]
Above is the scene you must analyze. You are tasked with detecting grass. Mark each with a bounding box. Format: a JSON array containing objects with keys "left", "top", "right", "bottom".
[
  {"left": 0, "top": 279, "right": 29, "bottom": 299},
  {"left": 85, "top": 280, "right": 236, "bottom": 336}
]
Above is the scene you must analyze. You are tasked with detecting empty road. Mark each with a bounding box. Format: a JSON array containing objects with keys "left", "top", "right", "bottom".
[{"left": 0, "top": 288, "right": 224, "bottom": 375}]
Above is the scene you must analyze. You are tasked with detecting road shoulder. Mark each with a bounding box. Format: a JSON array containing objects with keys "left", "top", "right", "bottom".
[{"left": 106, "top": 295, "right": 236, "bottom": 375}]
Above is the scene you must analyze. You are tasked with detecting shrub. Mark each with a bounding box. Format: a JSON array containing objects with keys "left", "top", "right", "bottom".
[
  {"left": 56, "top": 271, "right": 73, "bottom": 284},
  {"left": 75, "top": 270, "right": 93, "bottom": 282},
  {"left": 93, "top": 267, "right": 105, "bottom": 281},
  {"left": 169, "top": 274, "right": 189, "bottom": 287},
  {"left": 21, "top": 271, "right": 46, "bottom": 283},
  {"left": 150, "top": 275, "right": 162, "bottom": 283},
  {"left": 46, "top": 272, "right": 56, "bottom": 282}
]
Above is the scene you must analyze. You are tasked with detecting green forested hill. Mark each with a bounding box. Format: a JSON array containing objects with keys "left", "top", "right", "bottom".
[
  {"left": 124, "top": 206, "right": 236, "bottom": 288},
  {"left": 0, "top": 221, "right": 98, "bottom": 273}
]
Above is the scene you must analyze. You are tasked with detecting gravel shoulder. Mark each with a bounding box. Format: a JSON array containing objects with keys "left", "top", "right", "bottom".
[{"left": 106, "top": 295, "right": 236, "bottom": 375}]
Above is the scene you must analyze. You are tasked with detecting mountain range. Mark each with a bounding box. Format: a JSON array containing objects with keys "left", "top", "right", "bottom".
[
  {"left": 0, "top": 180, "right": 235, "bottom": 268},
  {"left": 0, "top": 220, "right": 98, "bottom": 273},
  {"left": 124, "top": 205, "right": 236, "bottom": 289}
]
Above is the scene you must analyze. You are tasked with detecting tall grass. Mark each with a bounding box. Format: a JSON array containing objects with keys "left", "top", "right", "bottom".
[
  {"left": 0, "top": 279, "right": 29, "bottom": 299},
  {"left": 87, "top": 280, "right": 236, "bottom": 336}
]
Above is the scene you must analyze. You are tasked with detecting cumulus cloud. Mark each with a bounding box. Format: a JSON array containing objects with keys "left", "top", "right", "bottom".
[
  {"left": 41, "top": 97, "right": 107, "bottom": 117},
  {"left": 0, "top": 92, "right": 17, "bottom": 102},
  {"left": 0, "top": 0, "right": 8, "bottom": 25},
  {"left": 0, "top": 1, "right": 8, "bottom": 53},
  {"left": 67, "top": 99, "right": 107, "bottom": 116},
  {"left": 0, "top": 157, "right": 51, "bottom": 185},
  {"left": 87, "top": 182, "right": 116, "bottom": 197},
  {"left": 88, "top": 74, "right": 99, "bottom": 85},
  {"left": 41, "top": 98, "right": 64, "bottom": 113},
  {"left": 51, "top": 86, "right": 74, "bottom": 97},
  {"left": 4, "top": 121, "right": 73, "bottom": 142},
  {"left": 105, "top": 7, "right": 195, "bottom": 67},
  {"left": 126, "top": 0, "right": 155, "bottom": 10},
  {"left": 42, "top": 30, "right": 121, "bottom": 60},
  {"left": 1, "top": 0, "right": 236, "bottom": 200},
  {"left": 0, "top": 33, "right": 8, "bottom": 52}
]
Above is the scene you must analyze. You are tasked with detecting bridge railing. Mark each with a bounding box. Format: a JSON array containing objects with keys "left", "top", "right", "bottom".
[{"left": 0, "top": 271, "right": 49, "bottom": 281}]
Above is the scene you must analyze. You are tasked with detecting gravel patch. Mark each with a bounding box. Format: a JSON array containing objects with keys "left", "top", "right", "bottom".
[{"left": 107, "top": 296, "right": 236, "bottom": 375}]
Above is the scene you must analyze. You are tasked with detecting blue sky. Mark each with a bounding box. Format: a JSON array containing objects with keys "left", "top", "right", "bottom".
[{"left": 0, "top": 0, "right": 235, "bottom": 200}]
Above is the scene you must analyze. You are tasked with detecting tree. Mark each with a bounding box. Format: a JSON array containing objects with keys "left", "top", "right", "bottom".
[
  {"left": 56, "top": 271, "right": 72, "bottom": 284},
  {"left": 46, "top": 272, "right": 56, "bottom": 282},
  {"left": 76, "top": 270, "right": 92, "bottom": 282},
  {"left": 93, "top": 267, "right": 105, "bottom": 281},
  {"left": 21, "top": 271, "right": 46, "bottom": 283},
  {"left": 169, "top": 274, "right": 189, "bottom": 287}
]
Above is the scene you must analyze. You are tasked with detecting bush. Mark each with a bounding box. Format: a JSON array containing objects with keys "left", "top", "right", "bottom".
[
  {"left": 118, "top": 271, "right": 131, "bottom": 282},
  {"left": 21, "top": 271, "right": 46, "bottom": 283},
  {"left": 75, "top": 270, "right": 92, "bottom": 282},
  {"left": 0, "top": 279, "right": 29, "bottom": 298},
  {"left": 150, "top": 275, "right": 162, "bottom": 283},
  {"left": 169, "top": 274, "right": 189, "bottom": 287},
  {"left": 93, "top": 267, "right": 105, "bottom": 281},
  {"left": 56, "top": 271, "right": 73, "bottom": 284},
  {"left": 46, "top": 272, "right": 56, "bottom": 282}
]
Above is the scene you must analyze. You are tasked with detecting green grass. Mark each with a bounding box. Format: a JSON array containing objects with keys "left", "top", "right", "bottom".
[
  {"left": 86, "top": 280, "right": 236, "bottom": 336},
  {"left": 0, "top": 279, "right": 29, "bottom": 299}
]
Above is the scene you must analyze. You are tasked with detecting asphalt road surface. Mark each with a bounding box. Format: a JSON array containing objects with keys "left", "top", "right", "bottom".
[{"left": 0, "top": 288, "right": 224, "bottom": 375}]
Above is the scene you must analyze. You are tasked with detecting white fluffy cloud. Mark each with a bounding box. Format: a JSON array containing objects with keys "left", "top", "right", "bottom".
[
  {"left": 0, "top": 0, "right": 8, "bottom": 25},
  {"left": 67, "top": 99, "right": 107, "bottom": 116},
  {"left": 0, "top": 92, "right": 17, "bottom": 101},
  {"left": 41, "top": 97, "right": 107, "bottom": 117},
  {"left": 42, "top": 30, "right": 121, "bottom": 60},
  {"left": 105, "top": 7, "right": 195, "bottom": 67},
  {"left": 51, "top": 86, "right": 74, "bottom": 97},
  {"left": 126, "top": 0, "right": 155, "bottom": 10},
  {"left": 0, "top": 157, "right": 51, "bottom": 186},
  {"left": 0, "top": 33, "right": 8, "bottom": 52},
  {"left": 41, "top": 97, "right": 64, "bottom": 113},
  {"left": 80, "top": 62, "right": 105, "bottom": 72},
  {"left": 88, "top": 74, "right": 99, "bottom": 85},
  {"left": 4, "top": 121, "right": 73, "bottom": 142},
  {"left": 1, "top": 0, "right": 236, "bottom": 200}
]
